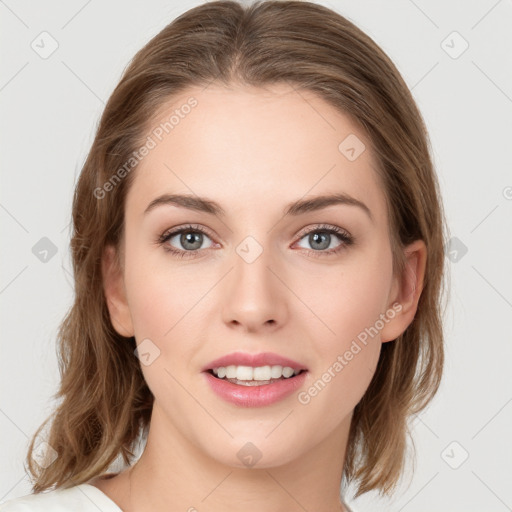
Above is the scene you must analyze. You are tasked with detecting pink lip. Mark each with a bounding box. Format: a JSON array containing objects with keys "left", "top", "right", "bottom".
[
  {"left": 202, "top": 370, "right": 308, "bottom": 407},
  {"left": 202, "top": 351, "right": 307, "bottom": 372}
]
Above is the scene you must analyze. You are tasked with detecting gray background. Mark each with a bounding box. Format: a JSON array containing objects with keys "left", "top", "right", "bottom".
[{"left": 1, "top": 1, "right": 511, "bottom": 511}]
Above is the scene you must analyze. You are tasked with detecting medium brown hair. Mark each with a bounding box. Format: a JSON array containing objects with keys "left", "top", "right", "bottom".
[{"left": 26, "top": 0, "right": 448, "bottom": 499}]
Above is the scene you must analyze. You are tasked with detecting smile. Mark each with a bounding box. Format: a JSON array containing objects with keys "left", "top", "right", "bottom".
[
  {"left": 203, "top": 366, "right": 308, "bottom": 407},
  {"left": 211, "top": 364, "right": 303, "bottom": 385}
]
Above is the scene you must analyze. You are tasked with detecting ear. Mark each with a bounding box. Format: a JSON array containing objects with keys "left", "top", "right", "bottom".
[
  {"left": 102, "top": 244, "right": 134, "bottom": 337},
  {"left": 380, "top": 239, "right": 427, "bottom": 343}
]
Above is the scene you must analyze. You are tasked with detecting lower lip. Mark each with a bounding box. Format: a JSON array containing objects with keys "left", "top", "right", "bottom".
[{"left": 202, "top": 370, "right": 308, "bottom": 407}]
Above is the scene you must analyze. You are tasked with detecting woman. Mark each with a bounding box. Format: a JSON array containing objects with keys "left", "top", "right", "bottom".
[{"left": 1, "top": 1, "right": 447, "bottom": 510}]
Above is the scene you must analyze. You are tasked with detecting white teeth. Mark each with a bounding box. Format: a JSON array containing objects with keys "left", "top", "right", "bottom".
[
  {"left": 253, "top": 365, "right": 271, "bottom": 380},
  {"left": 226, "top": 365, "right": 237, "bottom": 379},
  {"left": 270, "top": 365, "right": 283, "bottom": 379},
  {"left": 236, "top": 366, "right": 254, "bottom": 380},
  {"left": 212, "top": 364, "right": 302, "bottom": 381},
  {"left": 282, "top": 366, "right": 295, "bottom": 378}
]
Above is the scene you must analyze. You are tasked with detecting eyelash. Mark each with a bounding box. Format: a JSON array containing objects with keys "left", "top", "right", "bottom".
[{"left": 156, "top": 223, "right": 355, "bottom": 259}]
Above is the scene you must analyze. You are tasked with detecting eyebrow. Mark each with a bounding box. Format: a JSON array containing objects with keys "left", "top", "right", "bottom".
[{"left": 144, "top": 192, "right": 373, "bottom": 222}]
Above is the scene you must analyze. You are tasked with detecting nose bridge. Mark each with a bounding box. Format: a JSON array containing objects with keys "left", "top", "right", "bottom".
[{"left": 221, "top": 234, "right": 287, "bottom": 330}]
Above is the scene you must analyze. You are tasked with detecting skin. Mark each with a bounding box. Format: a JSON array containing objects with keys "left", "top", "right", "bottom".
[{"left": 91, "top": 82, "right": 426, "bottom": 512}]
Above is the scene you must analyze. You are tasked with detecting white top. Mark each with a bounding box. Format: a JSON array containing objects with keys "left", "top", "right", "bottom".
[
  {"left": 0, "top": 485, "right": 356, "bottom": 512},
  {"left": 0, "top": 484, "right": 122, "bottom": 511}
]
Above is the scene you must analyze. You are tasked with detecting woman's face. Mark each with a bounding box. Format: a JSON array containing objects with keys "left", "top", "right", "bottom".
[{"left": 104, "top": 82, "right": 420, "bottom": 469}]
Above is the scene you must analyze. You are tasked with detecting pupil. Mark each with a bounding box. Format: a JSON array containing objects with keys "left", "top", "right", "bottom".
[
  {"left": 310, "top": 232, "right": 330, "bottom": 250},
  {"left": 181, "top": 231, "right": 202, "bottom": 250}
]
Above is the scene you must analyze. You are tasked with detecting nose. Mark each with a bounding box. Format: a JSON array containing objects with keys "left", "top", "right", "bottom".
[{"left": 221, "top": 241, "right": 288, "bottom": 333}]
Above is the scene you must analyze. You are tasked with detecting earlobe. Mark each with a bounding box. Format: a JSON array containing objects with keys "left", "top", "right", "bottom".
[
  {"left": 102, "top": 244, "right": 135, "bottom": 337},
  {"left": 380, "top": 239, "right": 427, "bottom": 343}
]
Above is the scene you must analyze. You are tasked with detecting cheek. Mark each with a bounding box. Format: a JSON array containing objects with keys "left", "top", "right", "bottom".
[
  {"left": 299, "top": 247, "right": 393, "bottom": 343},
  {"left": 123, "top": 243, "right": 209, "bottom": 338},
  {"left": 123, "top": 250, "right": 220, "bottom": 400},
  {"left": 123, "top": 256, "right": 205, "bottom": 395},
  {"left": 297, "top": 268, "right": 387, "bottom": 421},
  {"left": 298, "top": 244, "right": 392, "bottom": 404}
]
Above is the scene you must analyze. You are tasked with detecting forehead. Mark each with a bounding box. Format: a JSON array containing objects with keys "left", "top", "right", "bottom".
[{"left": 127, "top": 82, "right": 387, "bottom": 224}]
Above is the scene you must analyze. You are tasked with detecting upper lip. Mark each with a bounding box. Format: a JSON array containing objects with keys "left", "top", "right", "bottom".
[{"left": 202, "top": 351, "right": 308, "bottom": 372}]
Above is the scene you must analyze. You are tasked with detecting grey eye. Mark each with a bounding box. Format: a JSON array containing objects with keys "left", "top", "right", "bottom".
[
  {"left": 297, "top": 231, "right": 342, "bottom": 251},
  {"left": 168, "top": 230, "right": 213, "bottom": 251}
]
